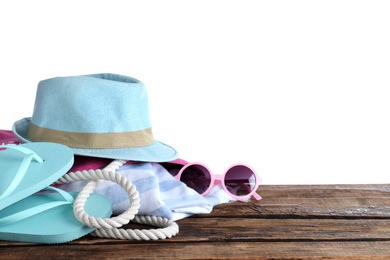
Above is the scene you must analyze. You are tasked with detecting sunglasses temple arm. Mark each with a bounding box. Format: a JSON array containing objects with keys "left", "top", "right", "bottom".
[
  {"left": 252, "top": 192, "right": 262, "bottom": 200},
  {"left": 238, "top": 182, "right": 262, "bottom": 200}
]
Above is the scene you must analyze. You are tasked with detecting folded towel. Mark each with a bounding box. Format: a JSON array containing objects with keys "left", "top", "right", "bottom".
[
  {"left": 58, "top": 162, "right": 217, "bottom": 220},
  {"left": 0, "top": 130, "right": 19, "bottom": 147}
]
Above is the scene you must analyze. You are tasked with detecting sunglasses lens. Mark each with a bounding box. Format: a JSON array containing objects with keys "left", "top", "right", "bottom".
[
  {"left": 224, "top": 165, "right": 256, "bottom": 197},
  {"left": 181, "top": 165, "right": 211, "bottom": 195}
]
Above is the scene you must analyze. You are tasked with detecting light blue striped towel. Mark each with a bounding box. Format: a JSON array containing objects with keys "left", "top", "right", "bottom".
[{"left": 57, "top": 162, "right": 245, "bottom": 221}]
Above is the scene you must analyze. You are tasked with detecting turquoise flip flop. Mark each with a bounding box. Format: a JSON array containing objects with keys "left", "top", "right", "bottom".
[
  {"left": 0, "top": 142, "right": 74, "bottom": 210},
  {"left": 0, "top": 186, "right": 112, "bottom": 243}
]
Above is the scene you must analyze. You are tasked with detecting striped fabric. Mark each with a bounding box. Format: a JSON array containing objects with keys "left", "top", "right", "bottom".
[{"left": 57, "top": 162, "right": 246, "bottom": 221}]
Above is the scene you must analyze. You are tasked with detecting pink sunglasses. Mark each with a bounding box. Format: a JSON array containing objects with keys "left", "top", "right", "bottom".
[{"left": 168, "top": 162, "right": 262, "bottom": 200}]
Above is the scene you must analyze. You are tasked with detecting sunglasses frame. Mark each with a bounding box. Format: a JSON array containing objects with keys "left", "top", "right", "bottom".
[{"left": 173, "top": 162, "right": 262, "bottom": 200}]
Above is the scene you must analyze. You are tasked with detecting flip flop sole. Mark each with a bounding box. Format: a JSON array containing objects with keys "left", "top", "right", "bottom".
[
  {"left": 0, "top": 192, "right": 112, "bottom": 243},
  {"left": 0, "top": 142, "right": 74, "bottom": 210}
]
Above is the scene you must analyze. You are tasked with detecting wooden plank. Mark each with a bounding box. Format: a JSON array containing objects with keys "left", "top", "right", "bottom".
[
  {"left": 1, "top": 184, "right": 389, "bottom": 259},
  {"left": 1, "top": 241, "right": 390, "bottom": 259},
  {"left": 173, "top": 218, "right": 390, "bottom": 242},
  {"left": 205, "top": 184, "right": 390, "bottom": 218},
  {"left": 257, "top": 184, "right": 390, "bottom": 199},
  {"left": 2, "top": 218, "right": 390, "bottom": 246},
  {"left": 208, "top": 198, "right": 390, "bottom": 218}
]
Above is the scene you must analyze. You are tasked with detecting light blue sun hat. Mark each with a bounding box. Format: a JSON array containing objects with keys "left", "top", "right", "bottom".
[{"left": 12, "top": 73, "right": 178, "bottom": 162}]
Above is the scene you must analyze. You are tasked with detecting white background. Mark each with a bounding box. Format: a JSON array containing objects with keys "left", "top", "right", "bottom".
[{"left": 1, "top": 1, "right": 389, "bottom": 184}]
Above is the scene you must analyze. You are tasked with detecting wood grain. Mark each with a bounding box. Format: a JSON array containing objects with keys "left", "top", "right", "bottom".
[
  {"left": 1, "top": 184, "right": 390, "bottom": 259},
  {"left": 1, "top": 242, "right": 390, "bottom": 259}
]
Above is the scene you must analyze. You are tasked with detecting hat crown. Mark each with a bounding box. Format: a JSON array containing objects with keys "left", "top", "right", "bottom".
[
  {"left": 13, "top": 73, "right": 178, "bottom": 161},
  {"left": 32, "top": 73, "right": 152, "bottom": 133}
]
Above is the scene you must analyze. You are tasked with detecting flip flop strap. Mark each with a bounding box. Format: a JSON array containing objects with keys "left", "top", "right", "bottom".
[
  {"left": 0, "top": 145, "right": 43, "bottom": 201},
  {"left": 0, "top": 186, "right": 74, "bottom": 226}
]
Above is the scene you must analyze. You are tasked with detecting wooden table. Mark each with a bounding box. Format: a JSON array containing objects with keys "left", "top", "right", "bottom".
[{"left": 1, "top": 184, "right": 390, "bottom": 259}]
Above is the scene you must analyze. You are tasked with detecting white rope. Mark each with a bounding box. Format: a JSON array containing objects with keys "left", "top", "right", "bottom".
[
  {"left": 91, "top": 216, "right": 179, "bottom": 240},
  {"left": 55, "top": 160, "right": 179, "bottom": 240}
]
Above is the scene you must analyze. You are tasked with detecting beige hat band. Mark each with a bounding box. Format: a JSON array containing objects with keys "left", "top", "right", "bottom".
[{"left": 27, "top": 122, "right": 155, "bottom": 149}]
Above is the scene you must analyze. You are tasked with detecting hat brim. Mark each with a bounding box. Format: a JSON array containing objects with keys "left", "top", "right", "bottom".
[{"left": 12, "top": 118, "right": 179, "bottom": 162}]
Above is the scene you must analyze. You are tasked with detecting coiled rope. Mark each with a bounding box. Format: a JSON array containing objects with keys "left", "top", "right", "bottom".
[{"left": 54, "top": 160, "right": 179, "bottom": 240}]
